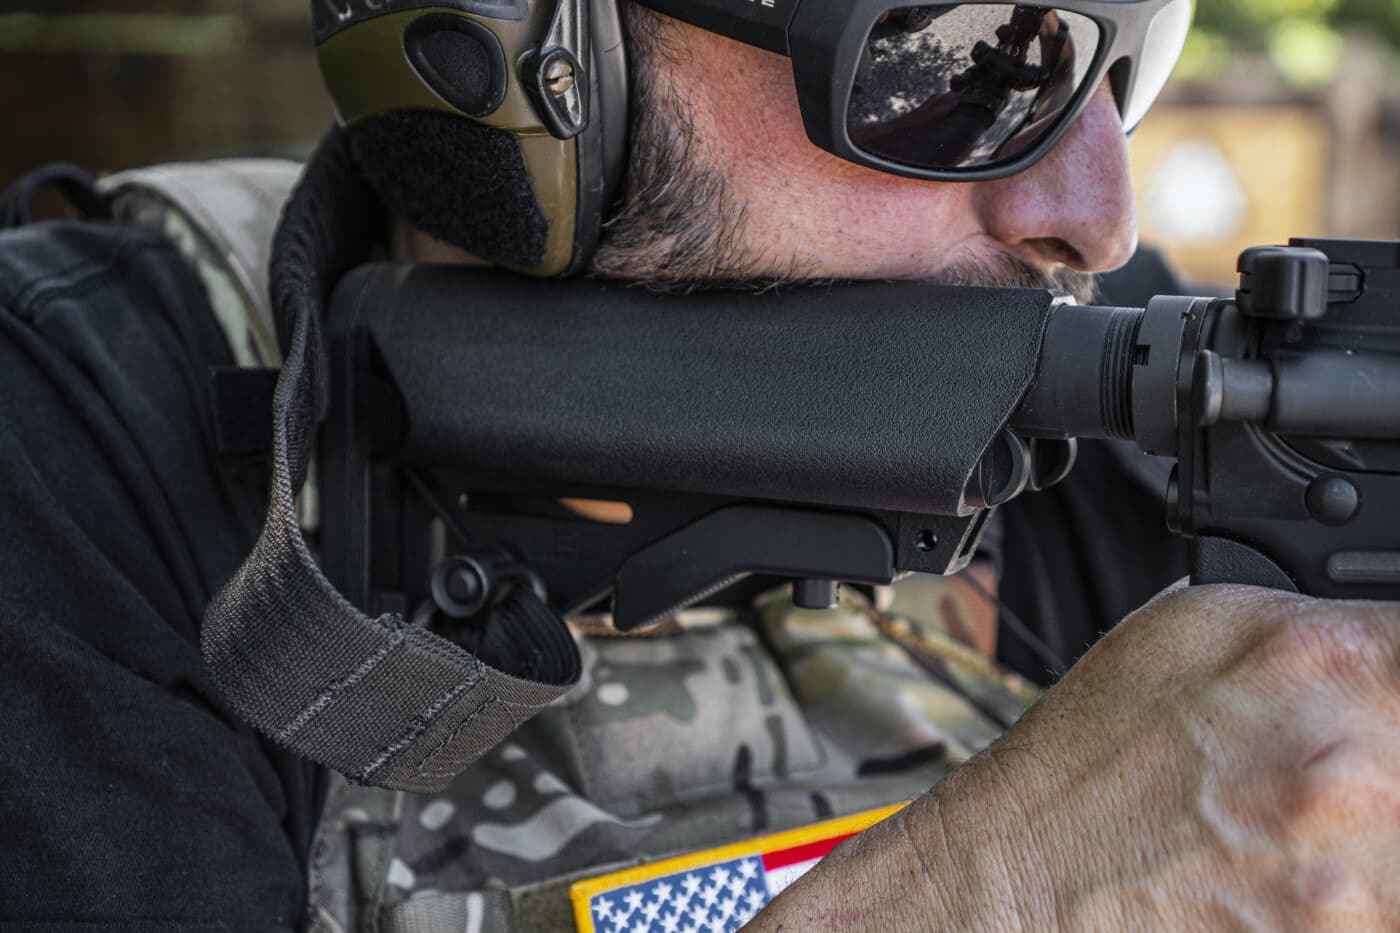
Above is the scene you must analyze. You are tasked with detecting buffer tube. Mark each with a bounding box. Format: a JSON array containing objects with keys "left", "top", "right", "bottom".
[
  {"left": 1010, "top": 295, "right": 1211, "bottom": 457},
  {"left": 1013, "top": 294, "right": 1400, "bottom": 454}
]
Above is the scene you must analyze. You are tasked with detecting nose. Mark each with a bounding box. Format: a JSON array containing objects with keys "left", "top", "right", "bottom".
[{"left": 972, "top": 80, "right": 1137, "bottom": 274}]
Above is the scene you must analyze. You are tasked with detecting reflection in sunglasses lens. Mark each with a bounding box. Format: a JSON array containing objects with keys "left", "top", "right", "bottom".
[{"left": 848, "top": 4, "right": 1100, "bottom": 171}]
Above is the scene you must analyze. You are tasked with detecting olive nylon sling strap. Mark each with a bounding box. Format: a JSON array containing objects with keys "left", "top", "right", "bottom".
[{"left": 202, "top": 128, "right": 580, "bottom": 794}]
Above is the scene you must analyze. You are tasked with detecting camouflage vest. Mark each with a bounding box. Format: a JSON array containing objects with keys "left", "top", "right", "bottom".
[{"left": 105, "top": 161, "right": 1037, "bottom": 933}]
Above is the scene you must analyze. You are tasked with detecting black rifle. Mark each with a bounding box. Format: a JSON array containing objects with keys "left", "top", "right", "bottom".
[{"left": 320, "top": 238, "right": 1399, "bottom": 633}]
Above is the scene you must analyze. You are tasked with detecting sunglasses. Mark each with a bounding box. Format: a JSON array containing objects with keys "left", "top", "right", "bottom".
[{"left": 629, "top": 0, "right": 1192, "bottom": 181}]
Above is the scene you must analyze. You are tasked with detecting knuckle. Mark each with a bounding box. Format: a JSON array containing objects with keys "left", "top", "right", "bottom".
[
  {"left": 1278, "top": 741, "right": 1399, "bottom": 837},
  {"left": 1250, "top": 616, "right": 1393, "bottom": 686},
  {"left": 1281, "top": 861, "right": 1382, "bottom": 926}
]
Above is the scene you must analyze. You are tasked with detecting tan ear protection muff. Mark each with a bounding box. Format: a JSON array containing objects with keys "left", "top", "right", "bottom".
[{"left": 314, "top": 0, "right": 628, "bottom": 276}]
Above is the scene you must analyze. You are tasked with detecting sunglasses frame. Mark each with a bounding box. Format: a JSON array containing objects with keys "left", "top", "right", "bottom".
[{"left": 631, "top": 0, "right": 1191, "bottom": 181}]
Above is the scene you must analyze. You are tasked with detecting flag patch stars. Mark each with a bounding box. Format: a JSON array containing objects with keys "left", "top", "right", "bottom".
[{"left": 589, "top": 856, "right": 769, "bottom": 933}]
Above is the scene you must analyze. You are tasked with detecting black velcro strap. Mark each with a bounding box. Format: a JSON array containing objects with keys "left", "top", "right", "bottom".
[
  {"left": 202, "top": 127, "right": 579, "bottom": 793},
  {"left": 211, "top": 366, "right": 279, "bottom": 457},
  {"left": 348, "top": 110, "right": 549, "bottom": 270}
]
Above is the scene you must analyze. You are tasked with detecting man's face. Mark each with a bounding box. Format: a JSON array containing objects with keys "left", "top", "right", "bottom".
[{"left": 590, "top": 7, "right": 1137, "bottom": 299}]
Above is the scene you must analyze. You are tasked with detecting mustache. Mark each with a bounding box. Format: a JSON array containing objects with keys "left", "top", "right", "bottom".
[
  {"left": 929, "top": 251, "right": 1100, "bottom": 305},
  {"left": 602, "top": 249, "right": 1100, "bottom": 304}
]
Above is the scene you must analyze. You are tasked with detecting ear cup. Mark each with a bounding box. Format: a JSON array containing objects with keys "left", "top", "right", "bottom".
[
  {"left": 404, "top": 14, "right": 508, "bottom": 118},
  {"left": 348, "top": 110, "right": 550, "bottom": 269},
  {"left": 316, "top": 0, "right": 629, "bottom": 275}
]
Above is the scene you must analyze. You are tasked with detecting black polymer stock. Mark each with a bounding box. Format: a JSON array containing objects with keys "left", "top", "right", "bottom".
[{"left": 319, "top": 238, "right": 1400, "bottom": 632}]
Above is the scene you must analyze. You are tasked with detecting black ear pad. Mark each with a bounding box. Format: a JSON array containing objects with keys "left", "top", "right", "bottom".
[{"left": 348, "top": 109, "right": 550, "bottom": 269}]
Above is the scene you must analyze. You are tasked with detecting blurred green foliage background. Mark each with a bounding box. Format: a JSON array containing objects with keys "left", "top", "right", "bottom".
[{"left": 1183, "top": 0, "right": 1400, "bottom": 86}]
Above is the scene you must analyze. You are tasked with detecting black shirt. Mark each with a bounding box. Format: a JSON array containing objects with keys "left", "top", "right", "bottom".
[{"left": 0, "top": 220, "right": 318, "bottom": 929}]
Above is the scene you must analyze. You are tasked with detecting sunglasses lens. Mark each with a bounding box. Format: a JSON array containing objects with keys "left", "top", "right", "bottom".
[{"left": 847, "top": 4, "right": 1101, "bottom": 171}]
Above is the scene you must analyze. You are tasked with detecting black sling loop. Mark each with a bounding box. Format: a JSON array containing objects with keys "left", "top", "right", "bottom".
[
  {"left": 0, "top": 163, "right": 111, "bottom": 228},
  {"left": 202, "top": 128, "right": 580, "bottom": 794}
]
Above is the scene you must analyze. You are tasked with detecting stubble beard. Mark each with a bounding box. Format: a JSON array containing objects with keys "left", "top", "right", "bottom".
[{"left": 588, "top": 5, "right": 1100, "bottom": 304}]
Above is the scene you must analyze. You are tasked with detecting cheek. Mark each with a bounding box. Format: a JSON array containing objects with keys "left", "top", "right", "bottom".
[
  {"left": 682, "top": 37, "right": 982, "bottom": 274},
  {"left": 684, "top": 40, "right": 816, "bottom": 190}
]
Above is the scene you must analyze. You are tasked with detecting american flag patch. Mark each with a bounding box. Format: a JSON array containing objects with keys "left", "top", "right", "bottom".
[{"left": 570, "top": 803, "right": 906, "bottom": 933}]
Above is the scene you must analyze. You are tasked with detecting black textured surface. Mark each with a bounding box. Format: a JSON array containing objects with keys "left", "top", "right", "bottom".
[
  {"left": 332, "top": 264, "right": 1059, "bottom": 516},
  {"left": 348, "top": 110, "right": 549, "bottom": 269},
  {"left": 1192, "top": 536, "right": 1298, "bottom": 590}
]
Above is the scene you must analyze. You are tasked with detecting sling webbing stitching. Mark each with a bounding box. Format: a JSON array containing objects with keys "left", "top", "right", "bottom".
[{"left": 202, "top": 127, "right": 580, "bottom": 793}]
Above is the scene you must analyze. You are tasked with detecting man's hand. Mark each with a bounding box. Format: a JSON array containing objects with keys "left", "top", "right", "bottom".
[{"left": 749, "top": 585, "right": 1400, "bottom": 930}]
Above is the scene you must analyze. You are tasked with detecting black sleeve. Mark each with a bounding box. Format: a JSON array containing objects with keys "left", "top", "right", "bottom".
[
  {"left": 996, "top": 439, "right": 1189, "bottom": 681},
  {"left": 0, "top": 222, "right": 321, "bottom": 929}
]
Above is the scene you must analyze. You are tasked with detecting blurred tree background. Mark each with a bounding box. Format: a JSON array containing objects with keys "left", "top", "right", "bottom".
[
  {"left": 1127, "top": 0, "right": 1400, "bottom": 282},
  {"left": 1125, "top": 0, "right": 1400, "bottom": 280},
  {"left": 2, "top": 1, "right": 1398, "bottom": 284},
  {"left": 0, "top": 1, "right": 330, "bottom": 186}
]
